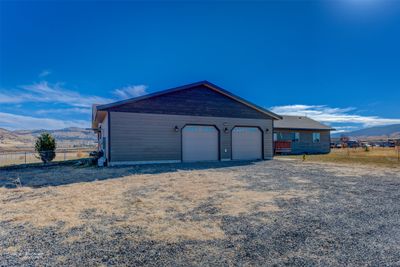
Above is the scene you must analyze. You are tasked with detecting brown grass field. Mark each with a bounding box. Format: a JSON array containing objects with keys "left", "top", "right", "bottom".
[
  {"left": 283, "top": 147, "right": 400, "bottom": 168},
  {"left": 0, "top": 167, "right": 308, "bottom": 242}
]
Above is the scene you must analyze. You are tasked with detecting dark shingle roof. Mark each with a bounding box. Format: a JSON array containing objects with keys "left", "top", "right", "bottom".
[
  {"left": 96, "top": 81, "right": 282, "bottom": 120},
  {"left": 274, "top": 115, "right": 334, "bottom": 130}
]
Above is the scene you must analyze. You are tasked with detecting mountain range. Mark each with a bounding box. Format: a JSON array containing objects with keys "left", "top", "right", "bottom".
[
  {"left": 332, "top": 124, "right": 400, "bottom": 139},
  {"left": 0, "top": 127, "right": 97, "bottom": 152}
]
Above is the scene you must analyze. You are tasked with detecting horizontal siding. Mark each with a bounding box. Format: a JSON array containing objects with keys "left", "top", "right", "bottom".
[
  {"left": 274, "top": 129, "right": 331, "bottom": 154},
  {"left": 108, "top": 85, "right": 272, "bottom": 119},
  {"left": 110, "top": 112, "right": 273, "bottom": 162}
]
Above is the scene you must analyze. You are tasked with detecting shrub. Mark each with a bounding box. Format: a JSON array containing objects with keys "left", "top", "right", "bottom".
[{"left": 35, "top": 132, "right": 56, "bottom": 163}]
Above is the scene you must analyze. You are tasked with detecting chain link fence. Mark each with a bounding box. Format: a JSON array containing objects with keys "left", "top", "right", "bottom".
[{"left": 0, "top": 148, "right": 95, "bottom": 167}]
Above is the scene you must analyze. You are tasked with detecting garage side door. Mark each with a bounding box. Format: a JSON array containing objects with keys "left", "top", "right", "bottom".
[
  {"left": 182, "top": 125, "right": 219, "bottom": 162},
  {"left": 232, "top": 127, "right": 262, "bottom": 160}
]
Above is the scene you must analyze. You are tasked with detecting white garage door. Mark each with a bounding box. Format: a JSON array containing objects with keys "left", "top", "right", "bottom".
[
  {"left": 182, "top": 125, "right": 219, "bottom": 162},
  {"left": 232, "top": 127, "right": 262, "bottom": 160}
]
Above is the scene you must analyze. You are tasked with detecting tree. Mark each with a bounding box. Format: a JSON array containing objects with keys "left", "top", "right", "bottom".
[{"left": 35, "top": 132, "right": 56, "bottom": 163}]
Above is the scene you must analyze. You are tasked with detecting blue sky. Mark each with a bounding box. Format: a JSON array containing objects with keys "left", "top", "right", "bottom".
[{"left": 1, "top": 1, "right": 400, "bottom": 132}]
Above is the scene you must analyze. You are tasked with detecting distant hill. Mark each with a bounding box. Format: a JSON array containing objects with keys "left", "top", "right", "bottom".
[
  {"left": 0, "top": 127, "right": 97, "bottom": 152},
  {"left": 333, "top": 124, "right": 400, "bottom": 139}
]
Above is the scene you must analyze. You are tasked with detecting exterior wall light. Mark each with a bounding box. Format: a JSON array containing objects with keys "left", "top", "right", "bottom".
[
  {"left": 224, "top": 127, "right": 229, "bottom": 133},
  {"left": 174, "top": 126, "right": 179, "bottom": 132}
]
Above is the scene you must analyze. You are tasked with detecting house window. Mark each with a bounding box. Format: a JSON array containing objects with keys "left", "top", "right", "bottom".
[
  {"left": 292, "top": 132, "right": 300, "bottom": 142},
  {"left": 313, "top": 133, "right": 320, "bottom": 143},
  {"left": 275, "top": 132, "right": 284, "bottom": 141}
]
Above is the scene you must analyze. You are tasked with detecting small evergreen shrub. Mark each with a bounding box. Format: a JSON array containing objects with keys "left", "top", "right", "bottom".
[{"left": 35, "top": 132, "right": 56, "bottom": 163}]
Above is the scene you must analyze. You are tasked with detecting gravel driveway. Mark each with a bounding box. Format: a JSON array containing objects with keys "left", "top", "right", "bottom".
[{"left": 1, "top": 159, "right": 399, "bottom": 266}]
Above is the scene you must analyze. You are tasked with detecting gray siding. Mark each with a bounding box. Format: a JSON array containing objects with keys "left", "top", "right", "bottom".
[
  {"left": 110, "top": 112, "right": 273, "bottom": 163},
  {"left": 274, "top": 129, "right": 331, "bottom": 154},
  {"left": 107, "top": 85, "right": 272, "bottom": 120}
]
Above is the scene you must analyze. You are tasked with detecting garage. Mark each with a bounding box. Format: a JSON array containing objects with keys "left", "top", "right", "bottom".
[
  {"left": 232, "top": 127, "right": 262, "bottom": 160},
  {"left": 93, "top": 81, "right": 280, "bottom": 165},
  {"left": 182, "top": 125, "right": 219, "bottom": 162}
]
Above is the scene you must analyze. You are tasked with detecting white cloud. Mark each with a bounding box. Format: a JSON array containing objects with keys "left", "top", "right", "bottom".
[
  {"left": 113, "top": 85, "right": 148, "bottom": 99},
  {"left": 270, "top": 104, "right": 400, "bottom": 130},
  {"left": 35, "top": 107, "right": 91, "bottom": 115},
  {"left": 0, "top": 81, "right": 112, "bottom": 107},
  {"left": 329, "top": 126, "right": 360, "bottom": 133},
  {"left": 0, "top": 112, "right": 88, "bottom": 130},
  {"left": 0, "top": 80, "right": 149, "bottom": 130},
  {"left": 39, "top": 70, "right": 51, "bottom": 78},
  {"left": 0, "top": 93, "right": 21, "bottom": 103}
]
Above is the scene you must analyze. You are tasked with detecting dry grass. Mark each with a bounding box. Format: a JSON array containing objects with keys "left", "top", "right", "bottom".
[
  {"left": 0, "top": 150, "right": 91, "bottom": 167},
  {"left": 0, "top": 168, "right": 310, "bottom": 242},
  {"left": 283, "top": 147, "right": 400, "bottom": 168}
]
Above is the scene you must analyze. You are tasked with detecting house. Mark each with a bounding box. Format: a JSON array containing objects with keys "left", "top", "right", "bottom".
[
  {"left": 274, "top": 115, "right": 334, "bottom": 154},
  {"left": 92, "top": 81, "right": 281, "bottom": 166}
]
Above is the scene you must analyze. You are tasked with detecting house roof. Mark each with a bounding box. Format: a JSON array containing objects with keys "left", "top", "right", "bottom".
[
  {"left": 96, "top": 81, "right": 282, "bottom": 120},
  {"left": 274, "top": 115, "right": 334, "bottom": 131}
]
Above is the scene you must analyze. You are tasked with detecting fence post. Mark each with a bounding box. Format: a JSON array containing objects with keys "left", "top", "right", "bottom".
[
  {"left": 24, "top": 152, "right": 27, "bottom": 164},
  {"left": 64, "top": 150, "right": 66, "bottom": 161}
]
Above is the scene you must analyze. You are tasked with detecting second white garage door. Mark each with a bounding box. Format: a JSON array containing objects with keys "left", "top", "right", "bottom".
[
  {"left": 182, "top": 125, "right": 219, "bottom": 162},
  {"left": 232, "top": 127, "right": 262, "bottom": 160}
]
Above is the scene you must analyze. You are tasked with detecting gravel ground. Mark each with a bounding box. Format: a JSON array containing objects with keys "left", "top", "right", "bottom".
[{"left": 1, "top": 159, "right": 399, "bottom": 266}]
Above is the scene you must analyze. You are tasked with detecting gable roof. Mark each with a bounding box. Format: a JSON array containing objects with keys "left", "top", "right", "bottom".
[
  {"left": 96, "top": 81, "right": 282, "bottom": 120},
  {"left": 274, "top": 115, "right": 334, "bottom": 131}
]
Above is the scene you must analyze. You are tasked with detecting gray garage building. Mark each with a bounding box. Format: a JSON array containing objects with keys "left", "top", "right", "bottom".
[
  {"left": 92, "top": 81, "right": 281, "bottom": 166},
  {"left": 274, "top": 115, "right": 334, "bottom": 154}
]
